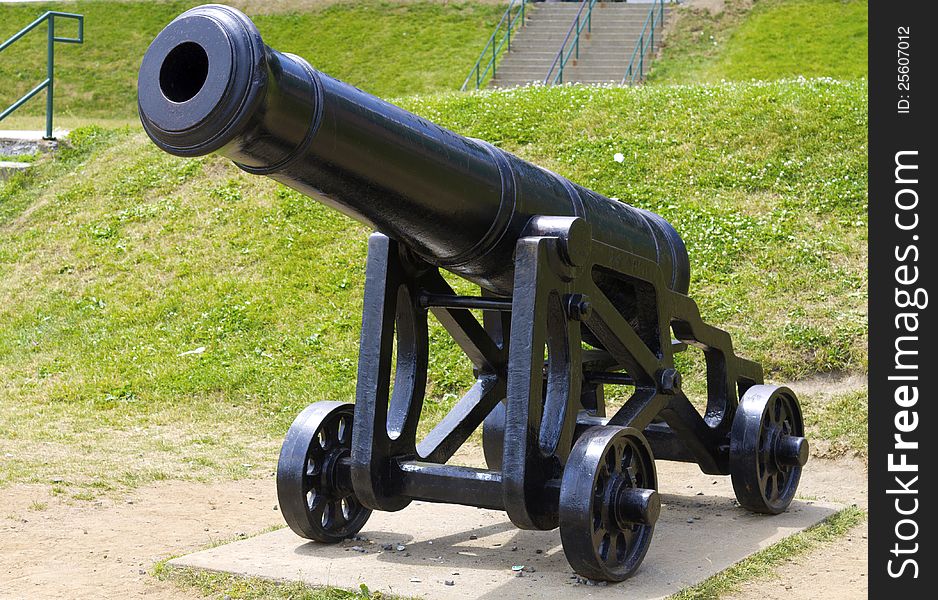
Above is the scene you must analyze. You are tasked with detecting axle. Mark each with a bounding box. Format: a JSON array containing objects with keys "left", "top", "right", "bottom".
[{"left": 332, "top": 456, "right": 660, "bottom": 528}]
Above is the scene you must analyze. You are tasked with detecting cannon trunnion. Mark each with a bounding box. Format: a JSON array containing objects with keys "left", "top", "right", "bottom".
[{"left": 139, "top": 4, "right": 809, "bottom": 582}]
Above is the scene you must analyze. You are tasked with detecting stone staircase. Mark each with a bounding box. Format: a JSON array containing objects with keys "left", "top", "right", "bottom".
[{"left": 490, "top": 2, "right": 670, "bottom": 88}]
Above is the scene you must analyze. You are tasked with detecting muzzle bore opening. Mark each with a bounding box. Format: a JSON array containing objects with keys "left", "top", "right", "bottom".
[{"left": 159, "top": 42, "right": 210, "bottom": 103}]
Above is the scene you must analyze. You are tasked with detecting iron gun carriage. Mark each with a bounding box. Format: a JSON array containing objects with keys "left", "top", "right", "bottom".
[{"left": 139, "top": 4, "right": 809, "bottom": 581}]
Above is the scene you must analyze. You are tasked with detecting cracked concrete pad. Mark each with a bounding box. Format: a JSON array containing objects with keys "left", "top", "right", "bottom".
[{"left": 169, "top": 462, "right": 841, "bottom": 599}]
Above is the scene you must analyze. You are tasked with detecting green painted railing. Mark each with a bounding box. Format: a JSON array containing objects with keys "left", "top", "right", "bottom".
[
  {"left": 0, "top": 11, "right": 84, "bottom": 140},
  {"left": 461, "top": 0, "right": 528, "bottom": 91},
  {"left": 543, "top": 0, "right": 599, "bottom": 85},
  {"left": 621, "top": 0, "right": 667, "bottom": 85}
]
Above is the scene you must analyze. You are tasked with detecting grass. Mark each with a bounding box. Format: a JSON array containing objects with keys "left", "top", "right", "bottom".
[
  {"left": 649, "top": 0, "right": 868, "bottom": 84},
  {"left": 1, "top": 4, "right": 867, "bottom": 597},
  {"left": 810, "top": 389, "right": 867, "bottom": 455},
  {"left": 0, "top": 0, "right": 504, "bottom": 123},
  {"left": 668, "top": 506, "right": 865, "bottom": 599},
  {"left": 0, "top": 79, "right": 867, "bottom": 496},
  {"left": 158, "top": 566, "right": 390, "bottom": 600}
]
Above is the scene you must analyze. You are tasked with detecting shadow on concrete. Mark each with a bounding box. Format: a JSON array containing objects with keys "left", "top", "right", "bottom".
[{"left": 170, "top": 461, "right": 841, "bottom": 600}]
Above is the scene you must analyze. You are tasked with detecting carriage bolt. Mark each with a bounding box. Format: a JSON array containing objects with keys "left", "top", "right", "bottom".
[
  {"left": 614, "top": 486, "right": 660, "bottom": 527},
  {"left": 566, "top": 294, "right": 592, "bottom": 321},
  {"left": 658, "top": 368, "right": 682, "bottom": 394},
  {"left": 775, "top": 435, "right": 809, "bottom": 467}
]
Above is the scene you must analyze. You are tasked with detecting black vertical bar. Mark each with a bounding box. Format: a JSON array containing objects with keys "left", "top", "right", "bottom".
[{"left": 869, "top": 1, "right": 932, "bottom": 595}]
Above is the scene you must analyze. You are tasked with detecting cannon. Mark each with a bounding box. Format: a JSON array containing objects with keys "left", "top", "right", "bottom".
[{"left": 138, "top": 4, "right": 809, "bottom": 582}]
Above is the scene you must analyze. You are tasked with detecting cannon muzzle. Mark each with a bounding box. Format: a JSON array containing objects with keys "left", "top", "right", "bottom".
[{"left": 138, "top": 4, "right": 689, "bottom": 296}]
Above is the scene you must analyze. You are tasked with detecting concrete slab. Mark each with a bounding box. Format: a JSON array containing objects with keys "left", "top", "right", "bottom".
[
  {"left": 0, "top": 130, "right": 67, "bottom": 155},
  {"left": 170, "top": 461, "right": 840, "bottom": 599},
  {"left": 0, "top": 160, "right": 31, "bottom": 180}
]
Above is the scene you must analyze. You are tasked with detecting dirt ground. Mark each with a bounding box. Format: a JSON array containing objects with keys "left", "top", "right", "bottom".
[
  {"left": 0, "top": 478, "right": 280, "bottom": 599},
  {"left": 728, "top": 461, "right": 867, "bottom": 600},
  {"left": 729, "top": 520, "right": 868, "bottom": 600},
  {"left": 1, "top": 448, "right": 866, "bottom": 600}
]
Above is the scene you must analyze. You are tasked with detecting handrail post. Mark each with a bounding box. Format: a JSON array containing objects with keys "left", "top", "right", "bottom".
[
  {"left": 650, "top": 16, "right": 655, "bottom": 53},
  {"left": 462, "top": 0, "right": 524, "bottom": 90},
  {"left": 1, "top": 11, "right": 83, "bottom": 138},
  {"left": 45, "top": 15, "right": 55, "bottom": 140},
  {"left": 575, "top": 16, "right": 580, "bottom": 60},
  {"left": 639, "top": 36, "right": 644, "bottom": 80}
]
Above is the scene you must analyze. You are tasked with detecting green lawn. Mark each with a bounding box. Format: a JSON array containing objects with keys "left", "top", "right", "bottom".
[
  {"left": 0, "top": 3, "right": 868, "bottom": 597},
  {"left": 0, "top": 79, "right": 867, "bottom": 495},
  {"left": 0, "top": 0, "right": 503, "bottom": 123},
  {"left": 650, "top": 0, "right": 868, "bottom": 84}
]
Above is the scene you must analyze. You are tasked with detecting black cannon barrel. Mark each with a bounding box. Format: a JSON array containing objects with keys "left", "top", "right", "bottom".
[{"left": 138, "top": 4, "right": 689, "bottom": 296}]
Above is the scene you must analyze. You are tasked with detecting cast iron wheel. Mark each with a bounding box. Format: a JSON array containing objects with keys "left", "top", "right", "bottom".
[
  {"left": 730, "top": 385, "right": 808, "bottom": 515},
  {"left": 559, "top": 426, "right": 660, "bottom": 582},
  {"left": 276, "top": 401, "right": 371, "bottom": 542}
]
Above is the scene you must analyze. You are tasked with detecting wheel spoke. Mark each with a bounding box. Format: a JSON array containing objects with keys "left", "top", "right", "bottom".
[
  {"left": 343, "top": 496, "right": 360, "bottom": 521},
  {"left": 605, "top": 445, "right": 618, "bottom": 474},
  {"left": 758, "top": 463, "right": 771, "bottom": 488},
  {"left": 322, "top": 417, "right": 341, "bottom": 450},
  {"left": 337, "top": 416, "right": 351, "bottom": 444},
  {"left": 591, "top": 521, "right": 607, "bottom": 547},
  {"left": 784, "top": 400, "right": 803, "bottom": 435},
  {"left": 594, "top": 474, "right": 607, "bottom": 529},
  {"left": 329, "top": 500, "right": 348, "bottom": 531},
  {"left": 320, "top": 500, "right": 333, "bottom": 528},
  {"left": 305, "top": 451, "right": 323, "bottom": 477},
  {"left": 615, "top": 531, "right": 629, "bottom": 565},
  {"left": 598, "top": 532, "right": 611, "bottom": 561},
  {"left": 622, "top": 444, "right": 639, "bottom": 479},
  {"left": 604, "top": 532, "right": 618, "bottom": 566},
  {"left": 308, "top": 490, "right": 327, "bottom": 517}
]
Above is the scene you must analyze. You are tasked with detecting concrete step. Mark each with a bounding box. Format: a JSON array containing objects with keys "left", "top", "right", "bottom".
[
  {"left": 514, "top": 29, "right": 664, "bottom": 38},
  {"left": 499, "top": 55, "right": 654, "bottom": 68},
  {"left": 0, "top": 130, "right": 63, "bottom": 156},
  {"left": 508, "top": 36, "right": 661, "bottom": 48},
  {"left": 0, "top": 160, "right": 31, "bottom": 180},
  {"left": 483, "top": 2, "right": 670, "bottom": 87},
  {"left": 505, "top": 42, "right": 646, "bottom": 53}
]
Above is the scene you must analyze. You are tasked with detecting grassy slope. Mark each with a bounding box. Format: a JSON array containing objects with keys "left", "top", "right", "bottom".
[
  {"left": 0, "top": 80, "right": 867, "bottom": 493},
  {"left": 649, "top": 0, "right": 868, "bottom": 84},
  {"left": 0, "top": 0, "right": 503, "bottom": 123}
]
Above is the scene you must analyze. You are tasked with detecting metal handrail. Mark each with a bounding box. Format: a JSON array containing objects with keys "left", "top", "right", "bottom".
[
  {"left": 621, "top": 0, "right": 666, "bottom": 85},
  {"left": 0, "top": 11, "right": 84, "bottom": 140},
  {"left": 461, "top": 0, "right": 529, "bottom": 91},
  {"left": 544, "top": 0, "right": 599, "bottom": 85}
]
